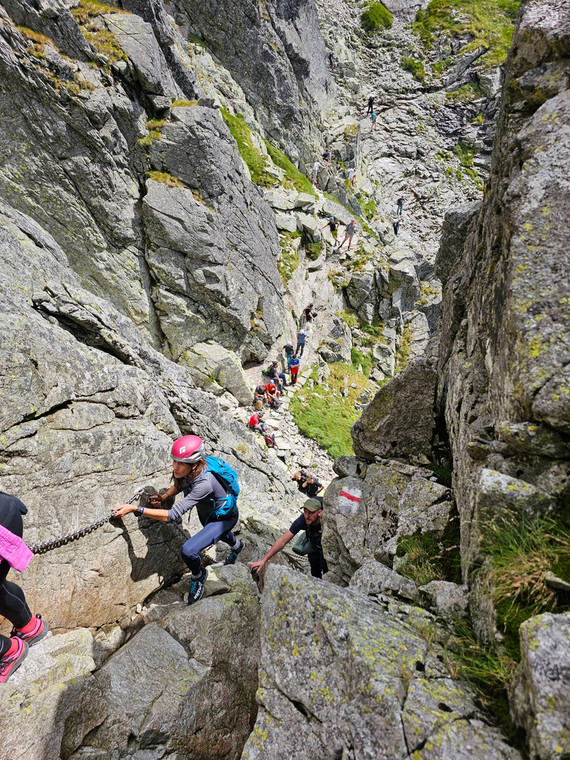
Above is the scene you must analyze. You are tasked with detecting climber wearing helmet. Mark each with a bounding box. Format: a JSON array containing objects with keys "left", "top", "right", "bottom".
[{"left": 112, "top": 435, "right": 243, "bottom": 605}]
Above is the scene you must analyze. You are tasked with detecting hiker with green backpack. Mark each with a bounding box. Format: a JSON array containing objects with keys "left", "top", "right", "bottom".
[
  {"left": 112, "top": 435, "right": 244, "bottom": 605},
  {"left": 248, "top": 498, "right": 328, "bottom": 579}
]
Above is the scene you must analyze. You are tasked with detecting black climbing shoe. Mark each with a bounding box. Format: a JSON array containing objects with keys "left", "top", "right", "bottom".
[
  {"left": 188, "top": 568, "right": 207, "bottom": 605},
  {"left": 224, "top": 540, "right": 245, "bottom": 566}
]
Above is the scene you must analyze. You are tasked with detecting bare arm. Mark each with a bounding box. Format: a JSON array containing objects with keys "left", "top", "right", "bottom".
[
  {"left": 112, "top": 503, "right": 169, "bottom": 522},
  {"left": 249, "top": 530, "right": 295, "bottom": 573}
]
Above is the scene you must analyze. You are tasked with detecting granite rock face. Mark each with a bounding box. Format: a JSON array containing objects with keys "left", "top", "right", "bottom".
[
  {"left": 436, "top": 0, "right": 570, "bottom": 586},
  {"left": 509, "top": 612, "right": 570, "bottom": 760},
  {"left": 175, "top": 0, "right": 331, "bottom": 162},
  {"left": 242, "top": 565, "right": 522, "bottom": 760},
  {"left": 0, "top": 566, "right": 260, "bottom": 760},
  {"left": 352, "top": 358, "right": 438, "bottom": 463},
  {"left": 0, "top": 1, "right": 285, "bottom": 366},
  {"left": 0, "top": 198, "right": 298, "bottom": 630}
]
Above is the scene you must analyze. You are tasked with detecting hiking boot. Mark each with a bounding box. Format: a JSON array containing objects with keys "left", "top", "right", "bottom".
[
  {"left": 188, "top": 568, "right": 207, "bottom": 605},
  {"left": 11, "top": 615, "right": 49, "bottom": 647},
  {"left": 224, "top": 540, "right": 245, "bottom": 566},
  {"left": 0, "top": 638, "right": 29, "bottom": 684}
]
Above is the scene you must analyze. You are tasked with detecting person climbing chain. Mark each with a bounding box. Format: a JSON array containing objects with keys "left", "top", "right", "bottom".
[
  {"left": 112, "top": 436, "right": 244, "bottom": 605},
  {"left": 0, "top": 492, "right": 49, "bottom": 683}
]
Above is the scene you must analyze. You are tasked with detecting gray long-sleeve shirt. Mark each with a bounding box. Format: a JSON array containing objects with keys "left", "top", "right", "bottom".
[{"left": 167, "top": 471, "right": 227, "bottom": 524}]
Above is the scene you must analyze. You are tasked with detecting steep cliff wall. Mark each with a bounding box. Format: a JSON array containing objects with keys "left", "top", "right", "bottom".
[
  {"left": 173, "top": 0, "right": 332, "bottom": 162},
  {"left": 436, "top": 0, "right": 569, "bottom": 584}
]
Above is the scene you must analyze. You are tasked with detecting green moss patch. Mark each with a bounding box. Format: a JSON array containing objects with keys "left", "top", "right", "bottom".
[
  {"left": 291, "top": 363, "right": 374, "bottom": 458},
  {"left": 146, "top": 171, "right": 184, "bottom": 188},
  {"left": 396, "top": 516, "right": 461, "bottom": 586},
  {"left": 361, "top": 2, "right": 394, "bottom": 32},
  {"left": 446, "top": 81, "right": 484, "bottom": 103},
  {"left": 277, "top": 231, "right": 301, "bottom": 285},
  {"left": 414, "top": 0, "right": 520, "bottom": 69},
  {"left": 402, "top": 55, "right": 426, "bottom": 83},
  {"left": 172, "top": 99, "right": 199, "bottom": 108},
  {"left": 264, "top": 141, "right": 315, "bottom": 196},
  {"left": 220, "top": 109, "right": 274, "bottom": 187}
]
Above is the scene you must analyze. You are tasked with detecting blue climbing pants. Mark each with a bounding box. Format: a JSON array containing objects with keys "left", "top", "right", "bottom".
[{"left": 181, "top": 514, "right": 239, "bottom": 575}]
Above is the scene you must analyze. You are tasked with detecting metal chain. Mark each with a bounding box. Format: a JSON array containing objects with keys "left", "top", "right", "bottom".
[{"left": 28, "top": 488, "right": 145, "bottom": 556}]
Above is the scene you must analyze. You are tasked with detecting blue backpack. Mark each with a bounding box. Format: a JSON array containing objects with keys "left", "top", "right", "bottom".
[{"left": 205, "top": 455, "right": 240, "bottom": 520}]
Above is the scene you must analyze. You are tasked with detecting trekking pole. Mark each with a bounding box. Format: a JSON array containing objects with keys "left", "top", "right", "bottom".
[{"left": 28, "top": 488, "right": 146, "bottom": 556}]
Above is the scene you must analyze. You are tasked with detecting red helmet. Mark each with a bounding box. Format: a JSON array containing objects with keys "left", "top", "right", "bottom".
[{"left": 171, "top": 435, "right": 205, "bottom": 463}]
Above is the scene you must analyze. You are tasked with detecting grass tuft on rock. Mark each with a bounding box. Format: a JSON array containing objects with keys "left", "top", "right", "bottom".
[
  {"left": 402, "top": 55, "right": 426, "bottom": 82},
  {"left": 146, "top": 171, "right": 184, "bottom": 188},
  {"left": 484, "top": 514, "right": 570, "bottom": 658},
  {"left": 414, "top": 0, "right": 520, "bottom": 69},
  {"left": 446, "top": 621, "right": 517, "bottom": 735},
  {"left": 361, "top": 2, "right": 394, "bottom": 32},
  {"left": 220, "top": 109, "right": 274, "bottom": 187},
  {"left": 264, "top": 140, "right": 316, "bottom": 196}
]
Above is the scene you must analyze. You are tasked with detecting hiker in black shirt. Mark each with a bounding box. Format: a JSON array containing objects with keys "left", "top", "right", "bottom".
[
  {"left": 293, "top": 470, "right": 322, "bottom": 498},
  {"left": 249, "top": 498, "right": 328, "bottom": 578}
]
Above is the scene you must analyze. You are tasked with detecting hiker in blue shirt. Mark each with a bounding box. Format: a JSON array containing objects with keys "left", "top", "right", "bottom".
[
  {"left": 113, "top": 435, "right": 244, "bottom": 605},
  {"left": 289, "top": 354, "right": 300, "bottom": 384},
  {"left": 248, "top": 498, "right": 328, "bottom": 579}
]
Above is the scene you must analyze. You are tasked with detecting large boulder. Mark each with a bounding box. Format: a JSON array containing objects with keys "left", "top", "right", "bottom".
[
  {"left": 242, "top": 565, "right": 522, "bottom": 760},
  {"left": 68, "top": 565, "right": 260, "bottom": 759},
  {"left": 0, "top": 629, "right": 103, "bottom": 760},
  {"left": 509, "top": 613, "right": 570, "bottom": 760},
  {"left": 180, "top": 341, "right": 253, "bottom": 405},
  {"left": 352, "top": 358, "right": 437, "bottom": 463},
  {"left": 0, "top": 567, "right": 260, "bottom": 760},
  {"left": 509, "top": 612, "right": 570, "bottom": 760},
  {"left": 323, "top": 459, "right": 453, "bottom": 585}
]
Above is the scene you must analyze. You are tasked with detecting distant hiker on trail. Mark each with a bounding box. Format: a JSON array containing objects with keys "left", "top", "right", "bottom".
[
  {"left": 283, "top": 341, "right": 295, "bottom": 370},
  {"left": 396, "top": 196, "right": 405, "bottom": 215},
  {"left": 303, "top": 303, "right": 317, "bottom": 324},
  {"left": 319, "top": 216, "right": 339, "bottom": 246},
  {"left": 370, "top": 111, "right": 377, "bottom": 130},
  {"left": 113, "top": 436, "right": 244, "bottom": 605},
  {"left": 338, "top": 219, "right": 357, "bottom": 251},
  {"left": 311, "top": 160, "right": 322, "bottom": 184},
  {"left": 254, "top": 383, "right": 268, "bottom": 409},
  {"left": 248, "top": 413, "right": 276, "bottom": 447},
  {"left": 265, "top": 381, "right": 281, "bottom": 408},
  {"left": 366, "top": 95, "right": 374, "bottom": 115},
  {"left": 249, "top": 498, "right": 328, "bottom": 579},
  {"left": 0, "top": 492, "right": 49, "bottom": 684},
  {"left": 296, "top": 328, "right": 308, "bottom": 357},
  {"left": 393, "top": 219, "right": 401, "bottom": 236},
  {"left": 293, "top": 470, "right": 323, "bottom": 499},
  {"left": 327, "top": 51, "right": 335, "bottom": 68},
  {"left": 248, "top": 410, "right": 265, "bottom": 433},
  {"left": 322, "top": 149, "right": 332, "bottom": 164},
  {"left": 290, "top": 354, "right": 300, "bottom": 385},
  {"left": 346, "top": 167, "right": 357, "bottom": 187},
  {"left": 269, "top": 361, "right": 286, "bottom": 393}
]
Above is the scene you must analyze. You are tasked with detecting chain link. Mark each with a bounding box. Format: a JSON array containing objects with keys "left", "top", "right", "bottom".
[{"left": 28, "top": 488, "right": 145, "bottom": 556}]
